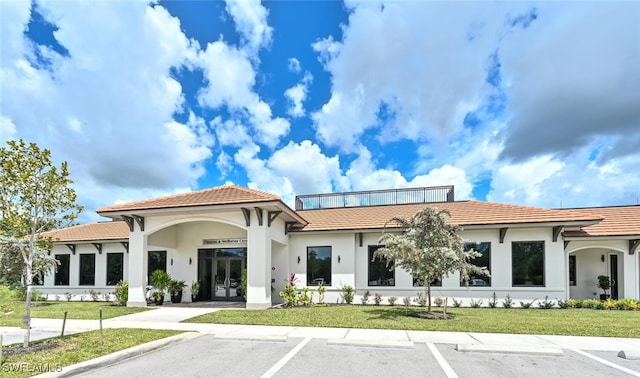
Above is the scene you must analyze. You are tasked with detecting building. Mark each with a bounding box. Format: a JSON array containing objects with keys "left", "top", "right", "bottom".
[{"left": 38, "top": 185, "right": 640, "bottom": 307}]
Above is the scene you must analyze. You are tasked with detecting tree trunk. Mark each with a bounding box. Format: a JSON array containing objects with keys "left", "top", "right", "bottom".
[
  {"left": 427, "top": 285, "right": 432, "bottom": 312},
  {"left": 24, "top": 261, "right": 32, "bottom": 348}
]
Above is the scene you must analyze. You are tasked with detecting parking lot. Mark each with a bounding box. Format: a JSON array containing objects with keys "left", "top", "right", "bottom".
[{"left": 73, "top": 334, "right": 640, "bottom": 378}]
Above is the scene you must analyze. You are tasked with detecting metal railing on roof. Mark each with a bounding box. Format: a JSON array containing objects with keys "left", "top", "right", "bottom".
[{"left": 294, "top": 185, "right": 454, "bottom": 210}]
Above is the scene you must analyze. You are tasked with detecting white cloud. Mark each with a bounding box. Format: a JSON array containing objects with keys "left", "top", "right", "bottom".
[
  {"left": 0, "top": 1, "right": 212, "bottom": 222},
  {"left": 288, "top": 57, "right": 301, "bottom": 72},
  {"left": 0, "top": 116, "right": 17, "bottom": 142},
  {"left": 284, "top": 72, "right": 312, "bottom": 118},
  {"left": 224, "top": 0, "right": 272, "bottom": 53}
]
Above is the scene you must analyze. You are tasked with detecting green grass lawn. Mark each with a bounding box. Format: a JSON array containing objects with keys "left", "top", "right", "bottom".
[
  {"left": 184, "top": 305, "right": 640, "bottom": 337},
  {"left": 1, "top": 328, "right": 183, "bottom": 378},
  {"left": 0, "top": 301, "right": 150, "bottom": 327}
]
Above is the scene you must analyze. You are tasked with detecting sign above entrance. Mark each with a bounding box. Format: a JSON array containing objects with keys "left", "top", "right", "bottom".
[{"left": 203, "top": 238, "right": 247, "bottom": 245}]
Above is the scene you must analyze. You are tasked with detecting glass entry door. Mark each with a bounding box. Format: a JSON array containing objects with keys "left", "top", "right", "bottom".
[{"left": 213, "top": 257, "right": 244, "bottom": 301}]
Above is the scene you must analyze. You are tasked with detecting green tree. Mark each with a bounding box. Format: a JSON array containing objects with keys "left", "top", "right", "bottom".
[
  {"left": 0, "top": 237, "right": 59, "bottom": 288},
  {"left": 0, "top": 139, "right": 83, "bottom": 346},
  {"left": 375, "top": 207, "right": 488, "bottom": 312}
]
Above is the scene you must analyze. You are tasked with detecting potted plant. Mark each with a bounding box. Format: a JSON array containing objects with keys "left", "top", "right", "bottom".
[
  {"left": 150, "top": 270, "right": 171, "bottom": 305},
  {"left": 168, "top": 279, "right": 186, "bottom": 303},
  {"left": 190, "top": 281, "right": 200, "bottom": 302},
  {"left": 598, "top": 275, "right": 611, "bottom": 300}
]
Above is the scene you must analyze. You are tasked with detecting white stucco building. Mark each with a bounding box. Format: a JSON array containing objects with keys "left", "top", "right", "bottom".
[{"left": 38, "top": 185, "right": 640, "bottom": 308}]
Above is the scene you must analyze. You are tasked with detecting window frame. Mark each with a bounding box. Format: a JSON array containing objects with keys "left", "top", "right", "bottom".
[
  {"left": 569, "top": 255, "right": 576, "bottom": 286},
  {"left": 79, "top": 253, "right": 96, "bottom": 286},
  {"left": 461, "top": 242, "right": 491, "bottom": 287},
  {"left": 147, "top": 250, "right": 167, "bottom": 284},
  {"left": 368, "top": 245, "right": 395, "bottom": 287},
  {"left": 511, "top": 241, "right": 545, "bottom": 287},
  {"left": 106, "top": 252, "right": 124, "bottom": 286},
  {"left": 306, "top": 246, "right": 332, "bottom": 286},
  {"left": 54, "top": 254, "right": 70, "bottom": 286}
]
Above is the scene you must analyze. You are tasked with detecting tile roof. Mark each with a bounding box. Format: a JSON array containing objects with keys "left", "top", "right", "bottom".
[
  {"left": 41, "top": 221, "right": 129, "bottom": 242},
  {"left": 97, "top": 185, "right": 281, "bottom": 213},
  {"left": 293, "top": 200, "right": 602, "bottom": 232},
  {"left": 561, "top": 205, "right": 640, "bottom": 237}
]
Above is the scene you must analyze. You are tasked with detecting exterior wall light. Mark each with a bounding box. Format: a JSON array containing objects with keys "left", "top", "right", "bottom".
[{"left": 297, "top": 256, "right": 301, "bottom": 264}]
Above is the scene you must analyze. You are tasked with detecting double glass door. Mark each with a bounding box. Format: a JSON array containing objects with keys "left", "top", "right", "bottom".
[
  {"left": 214, "top": 258, "right": 243, "bottom": 301},
  {"left": 197, "top": 248, "right": 246, "bottom": 301}
]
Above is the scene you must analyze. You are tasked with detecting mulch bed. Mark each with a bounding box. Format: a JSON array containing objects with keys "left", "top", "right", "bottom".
[
  {"left": 410, "top": 311, "right": 454, "bottom": 320},
  {"left": 2, "top": 342, "right": 58, "bottom": 357}
]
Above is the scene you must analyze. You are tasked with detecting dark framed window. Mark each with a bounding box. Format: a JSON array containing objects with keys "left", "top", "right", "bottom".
[
  {"left": 569, "top": 255, "right": 576, "bottom": 286},
  {"left": 512, "top": 241, "right": 545, "bottom": 287},
  {"left": 368, "top": 245, "right": 394, "bottom": 286},
  {"left": 54, "top": 254, "right": 70, "bottom": 286},
  {"left": 307, "top": 246, "right": 331, "bottom": 286},
  {"left": 32, "top": 272, "right": 44, "bottom": 286},
  {"left": 107, "top": 253, "right": 124, "bottom": 285},
  {"left": 461, "top": 242, "right": 491, "bottom": 287},
  {"left": 148, "top": 250, "right": 167, "bottom": 283},
  {"left": 79, "top": 254, "right": 95, "bottom": 286},
  {"left": 413, "top": 276, "right": 442, "bottom": 287}
]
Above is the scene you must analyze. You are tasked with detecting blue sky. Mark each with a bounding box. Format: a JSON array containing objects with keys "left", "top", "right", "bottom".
[{"left": 1, "top": 0, "right": 639, "bottom": 223}]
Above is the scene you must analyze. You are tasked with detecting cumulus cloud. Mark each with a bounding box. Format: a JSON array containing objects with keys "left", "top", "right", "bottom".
[
  {"left": 284, "top": 72, "right": 312, "bottom": 118},
  {"left": 497, "top": 2, "right": 640, "bottom": 162},
  {"left": 224, "top": 0, "right": 272, "bottom": 53}
]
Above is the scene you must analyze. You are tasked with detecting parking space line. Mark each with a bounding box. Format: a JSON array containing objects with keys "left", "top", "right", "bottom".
[
  {"left": 568, "top": 348, "right": 640, "bottom": 377},
  {"left": 261, "top": 337, "right": 312, "bottom": 378},
  {"left": 427, "top": 343, "right": 459, "bottom": 378}
]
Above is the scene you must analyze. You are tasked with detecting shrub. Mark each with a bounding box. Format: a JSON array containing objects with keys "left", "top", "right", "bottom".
[
  {"left": 402, "top": 296, "right": 412, "bottom": 307},
  {"left": 556, "top": 299, "right": 570, "bottom": 309},
  {"left": 65, "top": 292, "right": 73, "bottom": 302},
  {"left": 316, "top": 283, "right": 326, "bottom": 304},
  {"left": 387, "top": 296, "right": 397, "bottom": 306},
  {"left": 114, "top": 280, "right": 128, "bottom": 306},
  {"left": 488, "top": 292, "right": 498, "bottom": 308},
  {"left": 582, "top": 298, "right": 601, "bottom": 309},
  {"left": 604, "top": 298, "right": 617, "bottom": 310},
  {"left": 470, "top": 298, "right": 483, "bottom": 308},
  {"left": 538, "top": 296, "right": 555, "bottom": 309},
  {"left": 519, "top": 299, "right": 536, "bottom": 309},
  {"left": 361, "top": 290, "right": 371, "bottom": 305},
  {"left": 416, "top": 292, "right": 427, "bottom": 307},
  {"left": 340, "top": 285, "right": 355, "bottom": 304},
  {"left": 614, "top": 298, "right": 638, "bottom": 311},
  {"left": 434, "top": 297, "right": 444, "bottom": 307},
  {"left": 452, "top": 297, "right": 462, "bottom": 308},
  {"left": 300, "top": 287, "right": 313, "bottom": 306},
  {"left": 374, "top": 293, "right": 382, "bottom": 306},
  {"left": 567, "top": 298, "right": 583, "bottom": 308},
  {"left": 89, "top": 289, "right": 101, "bottom": 302},
  {"left": 279, "top": 284, "right": 300, "bottom": 307},
  {"left": 502, "top": 294, "right": 513, "bottom": 309},
  {"left": 103, "top": 292, "right": 111, "bottom": 303}
]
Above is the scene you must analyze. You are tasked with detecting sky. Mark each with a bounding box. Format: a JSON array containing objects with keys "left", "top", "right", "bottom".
[{"left": 1, "top": 0, "right": 639, "bottom": 224}]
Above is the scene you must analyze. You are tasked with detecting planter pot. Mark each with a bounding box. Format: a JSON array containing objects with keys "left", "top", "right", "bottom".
[
  {"left": 171, "top": 290, "right": 183, "bottom": 304},
  {"left": 153, "top": 296, "right": 164, "bottom": 305},
  {"left": 191, "top": 295, "right": 199, "bottom": 303},
  {"left": 599, "top": 294, "right": 610, "bottom": 301}
]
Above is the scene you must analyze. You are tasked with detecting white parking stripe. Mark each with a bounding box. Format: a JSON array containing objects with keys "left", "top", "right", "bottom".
[
  {"left": 568, "top": 348, "right": 640, "bottom": 377},
  {"left": 261, "top": 337, "right": 312, "bottom": 378},
  {"left": 427, "top": 342, "right": 459, "bottom": 378}
]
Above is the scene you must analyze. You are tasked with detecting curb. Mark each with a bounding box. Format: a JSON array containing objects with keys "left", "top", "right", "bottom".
[
  {"left": 455, "top": 343, "right": 564, "bottom": 355},
  {"left": 327, "top": 338, "right": 414, "bottom": 349},
  {"left": 34, "top": 332, "right": 202, "bottom": 378},
  {"left": 214, "top": 334, "right": 287, "bottom": 342}
]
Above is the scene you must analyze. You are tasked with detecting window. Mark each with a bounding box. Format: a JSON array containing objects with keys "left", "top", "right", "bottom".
[
  {"left": 54, "top": 254, "right": 70, "bottom": 286},
  {"left": 32, "top": 272, "right": 44, "bottom": 286},
  {"left": 512, "top": 241, "right": 545, "bottom": 287},
  {"left": 569, "top": 255, "right": 576, "bottom": 286},
  {"left": 107, "top": 253, "right": 124, "bottom": 285},
  {"left": 368, "top": 245, "right": 394, "bottom": 286},
  {"left": 79, "top": 254, "right": 95, "bottom": 286},
  {"left": 148, "top": 250, "right": 167, "bottom": 284},
  {"left": 461, "top": 242, "right": 491, "bottom": 287},
  {"left": 307, "top": 246, "right": 331, "bottom": 286}
]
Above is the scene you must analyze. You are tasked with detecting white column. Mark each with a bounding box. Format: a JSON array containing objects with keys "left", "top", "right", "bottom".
[
  {"left": 127, "top": 227, "right": 148, "bottom": 307},
  {"left": 623, "top": 250, "right": 639, "bottom": 299},
  {"left": 246, "top": 208, "right": 272, "bottom": 309}
]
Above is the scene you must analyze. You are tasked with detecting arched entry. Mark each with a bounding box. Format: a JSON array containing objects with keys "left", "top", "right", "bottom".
[{"left": 198, "top": 247, "right": 246, "bottom": 301}]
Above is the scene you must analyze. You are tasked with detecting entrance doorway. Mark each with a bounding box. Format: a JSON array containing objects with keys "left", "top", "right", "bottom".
[{"left": 198, "top": 248, "right": 246, "bottom": 301}]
